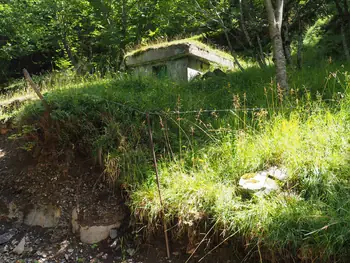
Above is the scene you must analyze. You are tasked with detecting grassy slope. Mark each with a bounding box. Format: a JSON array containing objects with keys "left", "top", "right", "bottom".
[{"left": 3, "top": 59, "right": 350, "bottom": 261}]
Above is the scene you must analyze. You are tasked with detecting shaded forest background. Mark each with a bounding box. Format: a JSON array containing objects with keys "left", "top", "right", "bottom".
[{"left": 0, "top": 0, "right": 349, "bottom": 86}]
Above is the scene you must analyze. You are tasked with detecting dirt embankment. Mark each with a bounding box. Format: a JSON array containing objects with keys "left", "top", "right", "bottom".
[
  {"left": 0, "top": 131, "right": 175, "bottom": 263},
  {"left": 0, "top": 130, "right": 248, "bottom": 263}
]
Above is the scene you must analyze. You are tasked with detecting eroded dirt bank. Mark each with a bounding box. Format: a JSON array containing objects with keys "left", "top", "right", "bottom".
[
  {"left": 0, "top": 131, "right": 248, "bottom": 263},
  {"left": 0, "top": 132, "right": 172, "bottom": 263}
]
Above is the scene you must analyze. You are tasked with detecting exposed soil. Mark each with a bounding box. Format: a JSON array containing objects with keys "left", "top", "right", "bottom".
[
  {"left": 0, "top": 130, "right": 244, "bottom": 263},
  {"left": 0, "top": 131, "right": 163, "bottom": 263}
]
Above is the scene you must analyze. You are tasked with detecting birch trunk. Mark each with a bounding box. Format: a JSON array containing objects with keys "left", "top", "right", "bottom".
[{"left": 264, "top": 0, "right": 289, "bottom": 91}]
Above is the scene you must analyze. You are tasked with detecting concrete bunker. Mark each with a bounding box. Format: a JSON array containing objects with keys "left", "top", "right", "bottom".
[{"left": 125, "top": 41, "right": 234, "bottom": 82}]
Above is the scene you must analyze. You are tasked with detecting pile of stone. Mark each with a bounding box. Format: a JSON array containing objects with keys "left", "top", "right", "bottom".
[{"left": 239, "top": 166, "right": 289, "bottom": 194}]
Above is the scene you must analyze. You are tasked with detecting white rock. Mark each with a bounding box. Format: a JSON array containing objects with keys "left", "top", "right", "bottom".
[
  {"left": 2, "top": 244, "right": 9, "bottom": 253},
  {"left": 24, "top": 205, "right": 61, "bottom": 228},
  {"left": 263, "top": 178, "right": 280, "bottom": 192},
  {"left": 111, "top": 240, "right": 119, "bottom": 249},
  {"left": 239, "top": 173, "right": 268, "bottom": 190},
  {"left": 267, "top": 166, "right": 289, "bottom": 181},
  {"left": 80, "top": 225, "right": 120, "bottom": 244},
  {"left": 0, "top": 231, "right": 15, "bottom": 245},
  {"left": 239, "top": 173, "right": 279, "bottom": 193},
  {"left": 13, "top": 237, "right": 25, "bottom": 255},
  {"left": 109, "top": 229, "right": 118, "bottom": 239}
]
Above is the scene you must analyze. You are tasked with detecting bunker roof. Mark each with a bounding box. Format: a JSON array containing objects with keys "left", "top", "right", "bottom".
[{"left": 125, "top": 40, "right": 234, "bottom": 69}]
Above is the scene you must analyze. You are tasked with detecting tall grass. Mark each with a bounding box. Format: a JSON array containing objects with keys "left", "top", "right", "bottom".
[{"left": 4, "top": 59, "right": 350, "bottom": 261}]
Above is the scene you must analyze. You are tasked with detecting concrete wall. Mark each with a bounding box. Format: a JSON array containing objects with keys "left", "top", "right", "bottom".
[
  {"left": 131, "top": 56, "right": 210, "bottom": 82},
  {"left": 188, "top": 57, "right": 210, "bottom": 72},
  {"left": 132, "top": 64, "right": 153, "bottom": 77},
  {"left": 187, "top": 57, "right": 210, "bottom": 81},
  {"left": 166, "top": 57, "right": 188, "bottom": 82}
]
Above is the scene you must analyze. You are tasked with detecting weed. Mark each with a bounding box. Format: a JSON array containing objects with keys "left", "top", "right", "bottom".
[{"left": 90, "top": 243, "right": 98, "bottom": 250}]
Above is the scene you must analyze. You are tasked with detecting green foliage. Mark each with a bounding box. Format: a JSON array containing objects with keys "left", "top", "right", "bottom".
[
  {"left": 1, "top": 0, "right": 340, "bottom": 85},
  {"left": 129, "top": 72, "right": 350, "bottom": 261},
  {"left": 4, "top": 57, "right": 350, "bottom": 262}
]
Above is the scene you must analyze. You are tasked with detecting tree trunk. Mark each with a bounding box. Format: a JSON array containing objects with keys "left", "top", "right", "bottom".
[
  {"left": 297, "top": 31, "right": 303, "bottom": 69},
  {"left": 343, "top": 0, "right": 350, "bottom": 34},
  {"left": 119, "top": 0, "right": 128, "bottom": 69},
  {"left": 239, "top": 0, "right": 253, "bottom": 48},
  {"left": 245, "top": 0, "right": 267, "bottom": 68},
  {"left": 264, "top": 0, "right": 289, "bottom": 90},
  {"left": 257, "top": 35, "right": 267, "bottom": 67},
  {"left": 224, "top": 30, "right": 245, "bottom": 71},
  {"left": 341, "top": 23, "right": 350, "bottom": 61},
  {"left": 334, "top": 0, "right": 350, "bottom": 61},
  {"left": 63, "top": 33, "right": 78, "bottom": 69}
]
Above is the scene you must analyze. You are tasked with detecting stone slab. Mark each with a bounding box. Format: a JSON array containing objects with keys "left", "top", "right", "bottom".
[
  {"left": 125, "top": 42, "right": 234, "bottom": 69},
  {"left": 24, "top": 205, "right": 61, "bottom": 228}
]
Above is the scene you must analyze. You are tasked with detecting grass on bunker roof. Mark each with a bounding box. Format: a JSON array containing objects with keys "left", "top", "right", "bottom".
[{"left": 124, "top": 36, "right": 235, "bottom": 62}]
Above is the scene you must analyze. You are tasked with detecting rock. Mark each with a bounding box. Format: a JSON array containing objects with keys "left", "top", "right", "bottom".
[
  {"left": 109, "top": 229, "right": 118, "bottom": 239},
  {"left": 267, "top": 166, "right": 289, "bottom": 181},
  {"left": 24, "top": 205, "right": 61, "bottom": 228},
  {"left": 37, "top": 251, "right": 47, "bottom": 258},
  {"left": 127, "top": 248, "right": 136, "bottom": 256},
  {"left": 0, "top": 231, "right": 15, "bottom": 245},
  {"left": 80, "top": 225, "right": 120, "bottom": 244},
  {"left": 72, "top": 206, "right": 124, "bottom": 244},
  {"left": 110, "top": 240, "right": 118, "bottom": 248},
  {"left": 239, "top": 172, "right": 279, "bottom": 193},
  {"left": 239, "top": 166, "right": 288, "bottom": 194},
  {"left": 4, "top": 201, "right": 24, "bottom": 222},
  {"left": 55, "top": 240, "right": 69, "bottom": 256},
  {"left": 71, "top": 208, "right": 79, "bottom": 234},
  {"left": 2, "top": 244, "right": 9, "bottom": 253},
  {"left": 13, "top": 237, "right": 25, "bottom": 255}
]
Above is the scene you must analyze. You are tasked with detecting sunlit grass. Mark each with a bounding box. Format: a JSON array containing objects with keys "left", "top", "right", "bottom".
[{"left": 3, "top": 58, "right": 350, "bottom": 261}]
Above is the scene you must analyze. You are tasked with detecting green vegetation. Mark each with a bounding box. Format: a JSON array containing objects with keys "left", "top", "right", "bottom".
[
  {"left": 3, "top": 58, "right": 349, "bottom": 261},
  {"left": 3, "top": 0, "right": 350, "bottom": 262}
]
